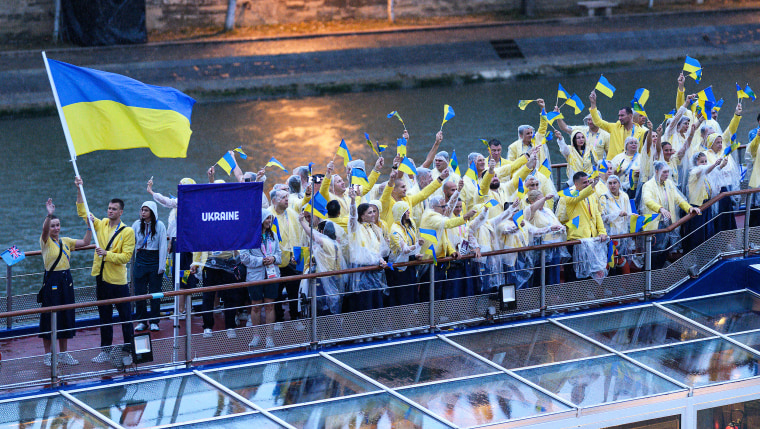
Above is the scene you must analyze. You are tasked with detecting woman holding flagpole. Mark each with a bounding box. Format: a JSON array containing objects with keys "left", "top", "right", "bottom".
[{"left": 40, "top": 198, "right": 91, "bottom": 366}]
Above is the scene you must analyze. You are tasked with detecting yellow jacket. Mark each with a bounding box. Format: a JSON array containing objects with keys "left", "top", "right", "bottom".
[
  {"left": 641, "top": 178, "right": 691, "bottom": 231},
  {"left": 461, "top": 170, "right": 494, "bottom": 209},
  {"left": 419, "top": 209, "right": 464, "bottom": 258},
  {"left": 77, "top": 203, "right": 135, "bottom": 285},
  {"left": 561, "top": 185, "right": 607, "bottom": 240},
  {"left": 380, "top": 178, "right": 442, "bottom": 233},
  {"left": 274, "top": 207, "right": 303, "bottom": 268},
  {"left": 749, "top": 133, "right": 760, "bottom": 188},
  {"left": 589, "top": 107, "right": 645, "bottom": 160}
]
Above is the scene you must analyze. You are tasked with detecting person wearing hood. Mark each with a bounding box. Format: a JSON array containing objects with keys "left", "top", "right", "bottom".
[
  {"left": 388, "top": 201, "right": 423, "bottom": 306},
  {"left": 599, "top": 175, "right": 632, "bottom": 275},
  {"left": 556, "top": 112, "right": 611, "bottom": 163},
  {"left": 555, "top": 129, "right": 594, "bottom": 187},
  {"left": 298, "top": 215, "right": 347, "bottom": 316},
  {"left": 346, "top": 186, "right": 388, "bottom": 311},
  {"left": 240, "top": 208, "right": 281, "bottom": 348},
  {"left": 132, "top": 201, "right": 168, "bottom": 332},
  {"left": 380, "top": 161, "right": 445, "bottom": 234},
  {"left": 318, "top": 158, "right": 382, "bottom": 216}
]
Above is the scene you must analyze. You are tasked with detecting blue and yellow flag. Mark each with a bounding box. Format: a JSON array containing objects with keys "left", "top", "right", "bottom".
[
  {"left": 516, "top": 177, "right": 526, "bottom": 200},
  {"left": 596, "top": 75, "right": 616, "bottom": 98},
  {"left": 485, "top": 199, "right": 499, "bottom": 208},
  {"left": 664, "top": 109, "right": 676, "bottom": 120},
  {"left": 234, "top": 146, "right": 248, "bottom": 159},
  {"left": 571, "top": 216, "right": 580, "bottom": 229},
  {"left": 566, "top": 94, "right": 584, "bottom": 115},
  {"left": 419, "top": 228, "right": 438, "bottom": 244},
  {"left": 426, "top": 244, "right": 438, "bottom": 263},
  {"left": 598, "top": 158, "right": 609, "bottom": 174},
  {"left": 557, "top": 83, "right": 570, "bottom": 100},
  {"left": 364, "top": 132, "right": 379, "bottom": 156},
  {"left": 544, "top": 111, "right": 564, "bottom": 125},
  {"left": 217, "top": 152, "right": 237, "bottom": 176},
  {"left": 303, "top": 192, "right": 329, "bottom": 219},
  {"left": 562, "top": 187, "right": 579, "bottom": 198},
  {"left": 398, "top": 157, "right": 417, "bottom": 176},
  {"left": 450, "top": 150, "right": 460, "bottom": 176},
  {"left": 724, "top": 133, "right": 740, "bottom": 156},
  {"left": 441, "top": 104, "right": 455, "bottom": 129},
  {"left": 46, "top": 58, "right": 196, "bottom": 158},
  {"left": 745, "top": 83, "right": 757, "bottom": 101},
  {"left": 378, "top": 142, "right": 388, "bottom": 153},
  {"left": 633, "top": 88, "right": 650, "bottom": 106},
  {"left": 464, "top": 161, "right": 478, "bottom": 182},
  {"left": 630, "top": 213, "right": 659, "bottom": 233},
  {"left": 387, "top": 110, "right": 406, "bottom": 129},
  {"left": 350, "top": 167, "right": 370, "bottom": 188},
  {"left": 683, "top": 56, "right": 701, "bottom": 82},
  {"left": 337, "top": 139, "right": 352, "bottom": 166},
  {"left": 293, "top": 246, "right": 304, "bottom": 272},
  {"left": 518, "top": 99, "right": 534, "bottom": 110},
  {"left": 539, "top": 158, "right": 552, "bottom": 178},
  {"left": 512, "top": 209, "right": 525, "bottom": 230},
  {"left": 590, "top": 164, "right": 599, "bottom": 180},
  {"left": 737, "top": 82, "right": 749, "bottom": 100},
  {"left": 697, "top": 86, "right": 716, "bottom": 103},
  {"left": 714, "top": 98, "right": 724, "bottom": 112},
  {"left": 396, "top": 137, "right": 407, "bottom": 157},
  {"left": 271, "top": 216, "right": 283, "bottom": 242},
  {"left": 632, "top": 101, "right": 647, "bottom": 118},
  {"left": 607, "top": 240, "right": 617, "bottom": 268},
  {"left": 266, "top": 157, "right": 288, "bottom": 172}
]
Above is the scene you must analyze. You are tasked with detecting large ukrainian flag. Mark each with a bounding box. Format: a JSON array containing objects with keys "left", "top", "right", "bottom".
[{"left": 46, "top": 58, "right": 196, "bottom": 158}]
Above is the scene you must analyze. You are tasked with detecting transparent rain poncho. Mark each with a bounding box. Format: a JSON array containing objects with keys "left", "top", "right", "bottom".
[
  {"left": 573, "top": 237, "right": 609, "bottom": 284},
  {"left": 347, "top": 198, "right": 389, "bottom": 293},
  {"left": 310, "top": 221, "right": 348, "bottom": 315},
  {"left": 599, "top": 175, "right": 634, "bottom": 259}
]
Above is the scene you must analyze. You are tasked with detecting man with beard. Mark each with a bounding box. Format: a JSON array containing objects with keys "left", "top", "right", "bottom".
[{"left": 589, "top": 90, "right": 646, "bottom": 160}]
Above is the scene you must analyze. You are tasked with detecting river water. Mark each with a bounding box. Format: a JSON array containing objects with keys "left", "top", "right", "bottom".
[{"left": 1, "top": 58, "right": 758, "bottom": 294}]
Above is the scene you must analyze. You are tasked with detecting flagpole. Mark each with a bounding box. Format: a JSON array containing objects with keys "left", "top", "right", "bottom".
[{"left": 42, "top": 51, "right": 100, "bottom": 248}]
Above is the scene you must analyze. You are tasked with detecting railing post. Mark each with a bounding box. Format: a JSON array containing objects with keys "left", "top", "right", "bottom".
[
  {"left": 185, "top": 293, "right": 192, "bottom": 367},
  {"left": 540, "top": 249, "right": 546, "bottom": 317},
  {"left": 5, "top": 265, "right": 11, "bottom": 329},
  {"left": 428, "top": 263, "right": 436, "bottom": 330},
  {"left": 310, "top": 277, "right": 317, "bottom": 347},
  {"left": 50, "top": 311, "right": 58, "bottom": 385},
  {"left": 644, "top": 235, "right": 652, "bottom": 301},
  {"left": 745, "top": 195, "right": 752, "bottom": 257}
]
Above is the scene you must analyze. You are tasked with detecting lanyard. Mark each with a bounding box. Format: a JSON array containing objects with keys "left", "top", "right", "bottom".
[
  {"left": 54, "top": 239, "right": 70, "bottom": 261},
  {"left": 261, "top": 234, "right": 275, "bottom": 255}
]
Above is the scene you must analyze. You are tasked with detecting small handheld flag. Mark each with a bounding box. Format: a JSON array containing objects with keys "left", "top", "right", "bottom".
[
  {"left": 518, "top": 99, "right": 534, "bottom": 110},
  {"left": 234, "top": 146, "right": 248, "bottom": 159},
  {"left": 303, "top": 193, "right": 329, "bottom": 219},
  {"left": 596, "top": 75, "right": 616, "bottom": 98},
  {"left": 426, "top": 244, "right": 438, "bottom": 263},
  {"left": 419, "top": 228, "right": 438, "bottom": 244},
  {"left": 387, "top": 110, "right": 406, "bottom": 130},
  {"left": 516, "top": 177, "right": 526, "bottom": 200},
  {"left": 738, "top": 83, "right": 749, "bottom": 100},
  {"left": 630, "top": 213, "right": 659, "bottom": 233},
  {"left": 378, "top": 142, "right": 388, "bottom": 153},
  {"left": 485, "top": 199, "right": 499, "bottom": 208},
  {"left": 266, "top": 157, "right": 288, "bottom": 172},
  {"left": 714, "top": 98, "right": 724, "bottom": 112},
  {"left": 512, "top": 210, "right": 525, "bottom": 230},
  {"left": 632, "top": 101, "right": 647, "bottom": 118},
  {"left": 350, "top": 167, "right": 370, "bottom": 189},
  {"left": 697, "top": 86, "right": 716, "bottom": 103},
  {"left": 216, "top": 152, "right": 237, "bottom": 176},
  {"left": 745, "top": 84, "right": 756, "bottom": 101},
  {"left": 464, "top": 161, "right": 478, "bottom": 182},
  {"left": 396, "top": 137, "right": 407, "bottom": 157},
  {"left": 364, "top": 132, "right": 379, "bottom": 156},
  {"left": 271, "top": 216, "right": 283, "bottom": 242},
  {"left": 633, "top": 88, "right": 650, "bottom": 106},
  {"left": 571, "top": 216, "right": 580, "bottom": 229},
  {"left": 441, "top": 104, "right": 455, "bottom": 130},
  {"left": 566, "top": 94, "right": 585, "bottom": 115},
  {"left": 557, "top": 83, "right": 570, "bottom": 101},
  {"left": 607, "top": 240, "right": 617, "bottom": 269},
  {"left": 598, "top": 158, "right": 609, "bottom": 174},
  {"left": 683, "top": 56, "right": 702, "bottom": 82},
  {"left": 724, "top": 133, "right": 739, "bottom": 156},
  {"left": 664, "top": 109, "right": 676, "bottom": 120},
  {"left": 562, "top": 188, "right": 579, "bottom": 198},
  {"left": 450, "top": 150, "right": 460, "bottom": 176},
  {"left": 1, "top": 246, "right": 25, "bottom": 266},
  {"left": 398, "top": 157, "right": 417, "bottom": 176},
  {"left": 544, "top": 111, "right": 564, "bottom": 125},
  {"left": 539, "top": 158, "right": 552, "bottom": 178},
  {"left": 337, "top": 139, "right": 352, "bottom": 167}
]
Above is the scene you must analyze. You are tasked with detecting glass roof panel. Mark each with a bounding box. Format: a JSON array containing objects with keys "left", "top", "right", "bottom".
[
  {"left": 397, "top": 373, "right": 572, "bottom": 426},
  {"left": 558, "top": 306, "right": 713, "bottom": 351},
  {"left": 626, "top": 338, "right": 760, "bottom": 387},
  {"left": 271, "top": 392, "right": 452, "bottom": 429},
  {"left": 728, "top": 330, "right": 760, "bottom": 351},
  {"left": 664, "top": 292, "right": 760, "bottom": 335},
  {"left": 70, "top": 375, "right": 251, "bottom": 428},
  {"left": 514, "top": 355, "right": 683, "bottom": 407},
  {"left": 0, "top": 395, "right": 107, "bottom": 428},
  {"left": 448, "top": 322, "right": 608, "bottom": 369},
  {"left": 171, "top": 412, "right": 286, "bottom": 429},
  {"left": 203, "top": 356, "right": 378, "bottom": 409},
  {"left": 330, "top": 339, "right": 497, "bottom": 388}
]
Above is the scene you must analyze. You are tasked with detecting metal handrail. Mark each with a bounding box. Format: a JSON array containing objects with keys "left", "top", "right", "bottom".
[{"left": 2, "top": 185, "right": 757, "bottom": 321}]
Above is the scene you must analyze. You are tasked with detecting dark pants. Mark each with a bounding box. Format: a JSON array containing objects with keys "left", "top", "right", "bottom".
[
  {"left": 133, "top": 262, "right": 162, "bottom": 325},
  {"left": 202, "top": 268, "right": 243, "bottom": 330},
  {"left": 445, "top": 260, "right": 468, "bottom": 299},
  {"left": 275, "top": 264, "right": 301, "bottom": 322},
  {"left": 532, "top": 251, "right": 561, "bottom": 287},
  {"left": 95, "top": 278, "right": 134, "bottom": 347},
  {"left": 684, "top": 203, "right": 712, "bottom": 254},
  {"left": 39, "top": 270, "right": 76, "bottom": 340},
  {"left": 563, "top": 244, "right": 576, "bottom": 283},
  {"left": 386, "top": 262, "right": 418, "bottom": 307},
  {"left": 418, "top": 263, "right": 448, "bottom": 302}
]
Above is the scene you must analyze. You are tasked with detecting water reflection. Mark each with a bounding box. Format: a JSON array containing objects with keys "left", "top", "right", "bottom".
[
  {"left": 0, "top": 395, "right": 107, "bottom": 429},
  {"left": 665, "top": 291, "right": 760, "bottom": 335}
]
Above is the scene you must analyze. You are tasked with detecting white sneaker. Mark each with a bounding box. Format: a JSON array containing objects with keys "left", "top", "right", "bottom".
[
  {"left": 226, "top": 329, "right": 237, "bottom": 339},
  {"left": 249, "top": 335, "right": 261, "bottom": 347},
  {"left": 178, "top": 312, "right": 186, "bottom": 320},
  {"left": 265, "top": 336, "right": 275, "bottom": 348},
  {"left": 150, "top": 323, "right": 160, "bottom": 331},
  {"left": 43, "top": 353, "right": 51, "bottom": 366},
  {"left": 203, "top": 328, "right": 213, "bottom": 338},
  {"left": 135, "top": 323, "right": 147, "bottom": 331},
  {"left": 91, "top": 351, "right": 110, "bottom": 363},
  {"left": 60, "top": 352, "right": 79, "bottom": 365}
]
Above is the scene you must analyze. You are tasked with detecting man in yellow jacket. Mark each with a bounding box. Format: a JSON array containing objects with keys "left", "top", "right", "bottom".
[
  {"left": 589, "top": 90, "right": 646, "bottom": 160},
  {"left": 75, "top": 177, "right": 135, "bottom": 363}
]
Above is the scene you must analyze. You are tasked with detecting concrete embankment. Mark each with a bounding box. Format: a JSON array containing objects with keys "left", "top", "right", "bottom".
[{"left": 2, "top": 8, "right": 760, "bottom": 115}]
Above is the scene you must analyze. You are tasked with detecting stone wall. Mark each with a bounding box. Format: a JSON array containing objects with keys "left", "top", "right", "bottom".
[{"left": 1, "top": 0, "right": 698, "bottom": 41}]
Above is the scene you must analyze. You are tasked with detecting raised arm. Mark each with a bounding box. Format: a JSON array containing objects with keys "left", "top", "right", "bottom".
[
  {"left": 421, "top": 131, "right": 443, "bottom": 169},
  {"left": 588, "top": 91, "right": 613, "bottom": 133}
]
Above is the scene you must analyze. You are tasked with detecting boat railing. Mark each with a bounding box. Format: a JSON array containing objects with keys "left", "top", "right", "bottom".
[{"left": 0, "top": 170, "right": 757, "bottom": 392}]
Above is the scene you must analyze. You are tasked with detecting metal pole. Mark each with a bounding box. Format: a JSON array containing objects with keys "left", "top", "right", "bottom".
[
  {"left": 428, "top": 263, "right": 435, "bottom": 329},
  {"left": 172, "top": 247, "right": 181, "bottom": 364},
  {"left": 50, "top": 311, "right": 58, "bottom": 385},
  {"left": 644, "top": 235, "right": 652, "bottom": 300},
  {"left": 540, "top": 248, "right": 546, "bottom": 317},
  {"left": 185, "top": 290, "right": 192, "bottom": 367},
  {"left": 5, "top": 265, "right": 11, "bottom": 329},
  {"left": 310, "top": 278, "right": 317, "bottom": 347},
  {"left": 53, "top": 0, "right": 61, "bottom": 42},
  {"left": 745, "top": 195, "right": 752, "bottom": 257}
]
